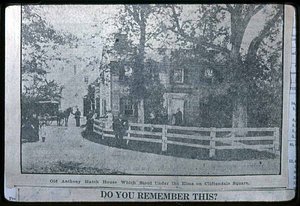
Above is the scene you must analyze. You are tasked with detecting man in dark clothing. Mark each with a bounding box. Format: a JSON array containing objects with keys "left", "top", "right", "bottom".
[
  {"left": 74, "top": 109, "right": 81, "bottom": 127},
  {"left": 86, "top": 110, "right": 95, "bottom": 133},
  {"left": 174, "top": 108, "right": 183, "bottom": 126},
  {"left": 157, "top": 108, "right": 168, "bottom": 125},
  {"left": 32, "top": 114, "right": 39, "bottom": 136},
  {"left": 23, "top": 113, "right": 39, "bottom": 142},
  {"left": 112, "top": 114, "right": 128, "bottom": 147}
]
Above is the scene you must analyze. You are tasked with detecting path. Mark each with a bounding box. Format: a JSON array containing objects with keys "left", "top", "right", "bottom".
[{"left": 22, "top": 116, "right": 280, "bottom": 175}]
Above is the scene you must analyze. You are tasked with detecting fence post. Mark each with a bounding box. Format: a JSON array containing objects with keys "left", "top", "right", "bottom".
[
  {"left": 209, "top": 128, "right": 216, "bottom": 158},
  {"left": 231, "top": 131, "right": 235, "bottom": 148},
  {"left": 93, "top": 120, "right": 100, "bottom": 138},
  {"left": 126, "top": 125, "right": 131, "bottom": 145},
  {"left": 98, "top": 120, "right": 102, "bottom": 139},
  {"left": 273, "top": 127, "right": 280, "bottom": 156},
  {"left": 162, "top": 125, "right": 167, "bottom": 152},
  {"left": 93, "top": 121, "right": 95, "bottom": 133}
]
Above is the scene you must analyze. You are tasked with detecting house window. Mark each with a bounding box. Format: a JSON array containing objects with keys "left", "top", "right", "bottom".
[
  {"left": 202, "top": 69, "right": 213, "bottom": 84},
  {"left": 173, "top": 69, "right": 184, "bottom": 83},
  {"left": 84, "top": 76, "right": 89, "bottom": 84},
  {"left": 124, "top": 66, "right": 132, "bottom": 77},
  {"left": 119, "top": 67, "right": 125, "bottom": 80},
  {"left": 120, "top": 98, "right": 134, "bottom": 116},
  {"left": 119, "top": 66, "right": 132, "bottom": 81},
  {"left": 205, "top": 69, "right": 213, "bottom": 77}
]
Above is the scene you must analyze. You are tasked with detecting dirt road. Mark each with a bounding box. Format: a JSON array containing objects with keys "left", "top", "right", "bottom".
[{"left": 22, "top": 117, "right": 280, "bottom": 175}]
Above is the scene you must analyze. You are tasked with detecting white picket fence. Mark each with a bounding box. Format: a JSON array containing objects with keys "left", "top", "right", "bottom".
[{"left": 93, "top": 119, "right": 280, "bottom": 158}]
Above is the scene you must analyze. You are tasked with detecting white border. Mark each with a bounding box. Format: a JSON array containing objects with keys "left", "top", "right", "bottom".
[{"left": 4, "top": 5, "right": 295, "bottom": 202}]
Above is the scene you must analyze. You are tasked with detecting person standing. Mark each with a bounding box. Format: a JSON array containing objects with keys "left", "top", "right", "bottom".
[
  {"left": 174, "top": 108, "right": 183, "bottom": 126},
  {"left": 112, "top": 113, "right": 128, "bottom": 147},
  {"left": 149, "top": 111, "right": 157, "bottom": 132},
  {"left": 86, "top": 110, "right": 96, "bottom": 133},
  {"left": 74, "top": 108, "right": 81, "bottom": 127},
  {"left": 39, "top": 122, "right": 46, "bottom": 142},
  {"left": 31, "top": 113, "right": 40, "bottom": 142}
]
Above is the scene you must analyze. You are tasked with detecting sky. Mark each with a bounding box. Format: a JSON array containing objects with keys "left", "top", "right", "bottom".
[
  {"left": 23, "top": 4, "right": 283, "bottom": 84},
  {"left": 31, "top": 4, "right": 283, "bottom": 53},
  {"left": 24, "top": 5, "right": 122, "bottom": 83},
  {"left": 37, "top": 5, "right": 120, "bottom": 40}
]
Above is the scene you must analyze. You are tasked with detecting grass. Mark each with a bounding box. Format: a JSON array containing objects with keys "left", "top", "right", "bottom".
[{"left": 23, "top": 160, "right": 126, "bottom": 174}]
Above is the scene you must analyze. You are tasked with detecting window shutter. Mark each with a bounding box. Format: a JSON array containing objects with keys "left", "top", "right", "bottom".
[
  {"left": 170, "top": 70, "right": 174, "bottom": 83},
  {"left": 184, "top": 68, "right": 189, "bottom": 83},
  {"left": 103, "top": 99, "right": 107, "bottom": 115},
  {"left": 119, "top": 67, "right": 125, "bottom": 80},
  {"left": 119, "top": 98, "right": 124, "bottom": 115},
  {"left": 183, "top": 100, "right": 187, "bottom": 125},
  {"left": 134, "top": 102, "right": 138, "bottom": 117}
]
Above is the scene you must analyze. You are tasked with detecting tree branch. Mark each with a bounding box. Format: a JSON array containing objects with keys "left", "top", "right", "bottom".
[
  {"left": 169, "top": 5, "right": 230, "bottom": 55},
  {"left": 125, "top": 6, "right": 140, "bottom": 23},
  {"left": 246, "top": 8, "right": 282, "bottom": 62},
  {"left": 226, "top": 4, "right": 234, "bottom": 13},
  {"left": 243, "top": 5, "right": 264, "bottom": 25}
]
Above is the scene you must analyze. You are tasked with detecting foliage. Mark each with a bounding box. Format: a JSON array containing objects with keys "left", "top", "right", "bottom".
[
  {"left": 143, "top": 59, "right": 166, "bottom": 121},
  {"left": 84, "top": 84, "right": 96, "bottom": 113},
  {"left": 22, "top": 5, "right": 77, "bottom": 75},
  {"left": 200, "top": 95, "right": 233, "bottom": 128},
  {"left": 107, "top": 5, "right": 167, "bottom": 122},
  {"left": 23, "top": 77, "right": 63, "bottom": 100},
  {"left": 104, "top": 5, "right": 283, "bottom": 127},
  {"left": 21, "top": 5, "right": 77, "bottom": 106},
  {"left": 111, "top": 5, "right": 167, "bottom": 99},
  {"left": 164, "top": 4, "right": 283, "bottom": 127}
]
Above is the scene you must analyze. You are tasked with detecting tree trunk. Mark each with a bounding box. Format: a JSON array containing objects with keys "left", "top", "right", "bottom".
[
  {"left": 232, "top": 93, "right": 248, "bottom": 136},
  {"left": 137, "top": 99, "right": 145, "bottom": 124},
  {"left": 232, "top": 97, "right": 247, "bottom": 128},
  {"left": 230, "top": 9, "right": 248, "bottom": 131},
  {"left": 137, "top": 7, "right": 146, "bottom": 125}
]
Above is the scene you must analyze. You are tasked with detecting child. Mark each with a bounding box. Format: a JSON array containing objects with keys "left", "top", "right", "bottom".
[{"left": 40, "top": 121, "right": 46, "bottom": 142}]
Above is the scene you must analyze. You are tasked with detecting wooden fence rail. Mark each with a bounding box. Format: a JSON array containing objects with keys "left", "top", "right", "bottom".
[{"left": 93, "top": 119, "right": 280, "bottom": 158}]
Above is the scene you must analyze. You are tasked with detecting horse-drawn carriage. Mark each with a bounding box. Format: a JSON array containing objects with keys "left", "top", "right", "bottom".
[
  {"left": 34, "top": 100, "right": 73, "bottom": 126},
  {"left": 34, "top": 100, "right": 60, "bottom": 126}
]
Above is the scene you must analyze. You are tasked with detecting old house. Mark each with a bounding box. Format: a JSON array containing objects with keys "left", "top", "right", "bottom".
[
  {"left": 94, "top": 52, "right": 230, "bottom": 127},
  {"left": 92, "top": 32, "right": 231, "bottom": 127},
  {"left": 97, "top": 60, "right": 138, "bottom": 122}
]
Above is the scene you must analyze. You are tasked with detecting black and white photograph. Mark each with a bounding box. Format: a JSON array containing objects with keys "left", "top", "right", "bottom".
[{"left": 20, "top": 4, "right": 284, "bottom": 176}]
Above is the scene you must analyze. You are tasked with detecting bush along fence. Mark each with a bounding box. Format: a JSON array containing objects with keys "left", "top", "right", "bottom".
[{"left": 93, "top": 119, "right": 280, "bottom": 158}]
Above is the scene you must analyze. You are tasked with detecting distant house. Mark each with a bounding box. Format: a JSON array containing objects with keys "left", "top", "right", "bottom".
[
  {"left": 61, "top": 65, "right": 99, "bottom": 115},
  {"left": 83, "top": 77, "right": 100, "bottom": 116}
]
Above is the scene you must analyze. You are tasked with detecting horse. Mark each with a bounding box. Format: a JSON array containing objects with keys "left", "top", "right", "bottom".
[{"left": 57, "top": 107, "right": 73, "bottom": 127}]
